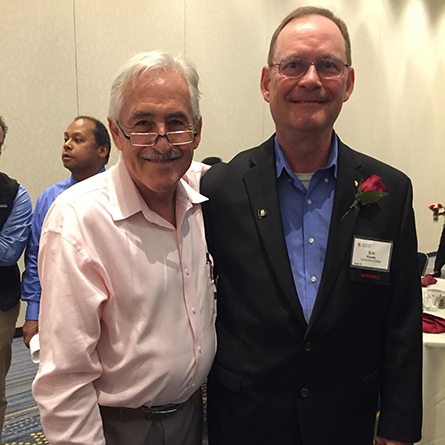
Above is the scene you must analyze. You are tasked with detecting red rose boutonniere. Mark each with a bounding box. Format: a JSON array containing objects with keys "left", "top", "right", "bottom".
[
  {"left": 342, "top": 175, "right": 389, "bottom": 220},
  {"left": 429, "top": 203, "right": 444, "bottom": 222}
]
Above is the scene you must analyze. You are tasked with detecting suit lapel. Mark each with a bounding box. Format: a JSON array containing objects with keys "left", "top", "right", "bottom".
[
  {"left": 243, "top": 137, "right": 307, "bottom": 326},
  {"left": 307, "top": 141, "right": 363, "bottom": 330},
  {"left": 241, "top": 138, "right": 364, "bottom": 330}
]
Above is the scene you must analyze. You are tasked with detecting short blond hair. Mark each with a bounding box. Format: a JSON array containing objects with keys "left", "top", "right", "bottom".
[{"left": 267, "top": 7, "right": 352, "bottom": 67}]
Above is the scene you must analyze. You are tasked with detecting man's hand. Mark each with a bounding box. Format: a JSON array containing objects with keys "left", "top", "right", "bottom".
[
  {"left": 22, "top": 319, "right": 39, "bottom": 348},
  {"left": 375, "top": 436, "right": 413, "bottom": 445}
]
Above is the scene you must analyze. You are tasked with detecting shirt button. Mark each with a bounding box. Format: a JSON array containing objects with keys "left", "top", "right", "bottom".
[
  {"left": 304, "top": 342, "right": 311, "bottom": 352},
  {"left": 300, "top": 388, "right": 309, "bottom": 398},
  {"left": 185, "top": 269, "right": 189, "bottom": 276},
  {"left": 307, "top": 199, "right": 312, "bottom": 205},
  {"left": 192, "top": 307, "right": 196, "bottom": 314},
  {"left": 192, "top": 383, "right": 196, "bottom": 388},
  {"left": 309, "top": 237, "right": 315, "bottom": 244},
  {"left": 324, "top": 178, "right": 329, "bottom": 183},
  {"left": 311, "top": 276, "right": 317, "bottom": 283},
  {"left": 198, "top": 346, "right": 202, "bottom": 353}
]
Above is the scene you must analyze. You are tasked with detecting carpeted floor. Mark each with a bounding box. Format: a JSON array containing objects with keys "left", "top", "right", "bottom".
[{"left": 3, "top": 337, "right": 45, "bottom": 445}]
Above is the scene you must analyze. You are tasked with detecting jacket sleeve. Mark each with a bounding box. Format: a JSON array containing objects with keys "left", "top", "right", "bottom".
[{"left": 377, "top": 179, "right": 423, "bottom": 442}]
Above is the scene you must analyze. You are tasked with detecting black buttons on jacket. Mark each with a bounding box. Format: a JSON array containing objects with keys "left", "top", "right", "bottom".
[{"left": 300, "top": 342, "right": 313, "bottom": 398}]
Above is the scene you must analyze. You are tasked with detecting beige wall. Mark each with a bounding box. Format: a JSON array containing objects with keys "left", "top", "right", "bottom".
[{"left": 1, "top": 0, "right": 444, "bottom": 261}]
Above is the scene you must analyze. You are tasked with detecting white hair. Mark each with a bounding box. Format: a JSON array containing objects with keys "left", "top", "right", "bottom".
[{"left": 108, "top": 51, "right": 201, "bottom": 127}]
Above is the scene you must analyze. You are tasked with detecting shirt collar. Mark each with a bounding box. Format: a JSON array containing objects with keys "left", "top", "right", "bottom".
[
  {"left": 275, "top": 132, "right": 339, "bottom": 179},
  {"left": 109, "top": 155, "right": 207, "bottom": 223},
  {"left": 68, "top": 175, "right": 78, "bottom": 187}
]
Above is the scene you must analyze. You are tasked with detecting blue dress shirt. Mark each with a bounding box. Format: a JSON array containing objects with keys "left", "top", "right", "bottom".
[
  {"left": 275, "top": 135, "right": 338, "bottom": 323},
  {"left": 0, "top": 185, "right": 32, "bottom": 266},
  {"left": 21, "top": 169, "right": 105, "bottom": 319}
]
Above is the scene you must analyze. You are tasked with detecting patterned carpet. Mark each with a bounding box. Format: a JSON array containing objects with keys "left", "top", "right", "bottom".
[{"left": 3, "top": 337, "right": 46, "bottom": 445}]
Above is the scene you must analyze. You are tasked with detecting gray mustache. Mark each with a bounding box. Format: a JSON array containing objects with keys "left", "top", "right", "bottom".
[{"left": 142, "top": 150, "right": 183, "bottom": 161}]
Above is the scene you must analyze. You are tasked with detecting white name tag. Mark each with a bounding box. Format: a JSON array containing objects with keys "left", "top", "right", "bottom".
[{"left": 351, "top": 237, "right": 393, "bottom": 272}]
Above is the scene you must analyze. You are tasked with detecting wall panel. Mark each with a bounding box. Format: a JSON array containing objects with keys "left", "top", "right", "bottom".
[
  {"left": 0, "top": 1, "right": 77, "bottom": 199},
  {"left": 0, "top": 0, "right": 444, "bottom": 252},
  {"left": 74, "top": 0, "right": 186, "bottom": 165}
]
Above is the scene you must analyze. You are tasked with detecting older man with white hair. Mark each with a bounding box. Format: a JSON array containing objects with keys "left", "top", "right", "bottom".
[{"left": 33, "top": 51, "right": 216, "bottom": 445}]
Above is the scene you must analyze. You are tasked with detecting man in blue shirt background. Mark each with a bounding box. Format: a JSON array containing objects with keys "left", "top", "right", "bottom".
[
  {"left": 21, "top": 116, "right": 110, "bottom": 347},
  {"left": 0, "top": 115, "right": 32, "bottom": 445}
]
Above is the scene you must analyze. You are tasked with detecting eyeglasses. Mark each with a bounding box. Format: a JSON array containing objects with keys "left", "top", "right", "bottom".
[
  {"left": 116, "top": 121, "right": 197, "bottom": 147},
  {"left": 271, "top": 57, "right": 349, "bottom": 80}
]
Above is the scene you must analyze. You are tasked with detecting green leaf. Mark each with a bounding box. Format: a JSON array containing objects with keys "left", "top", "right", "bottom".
[{"left": 359, "top": 191, "right": 389, "bottom": 206}]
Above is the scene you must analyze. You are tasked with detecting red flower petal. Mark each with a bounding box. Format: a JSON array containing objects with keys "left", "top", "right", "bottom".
[{"left": 360, "top": 175, "right": 385, "bottom": 193}]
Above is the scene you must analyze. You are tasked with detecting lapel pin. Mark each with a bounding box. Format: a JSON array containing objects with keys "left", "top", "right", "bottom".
[{"left": 258, "top": 208, "right": 267, "bottom": 219}]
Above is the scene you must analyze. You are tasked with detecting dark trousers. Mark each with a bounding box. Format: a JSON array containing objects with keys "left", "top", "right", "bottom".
[{"left": 100, "top": 390, "right": 203, "bottom": 445}]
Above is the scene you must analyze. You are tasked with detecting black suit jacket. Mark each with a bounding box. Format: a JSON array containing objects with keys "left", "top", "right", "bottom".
[{"left": 201, "top": 136, "right": 422, "bottom": 445}]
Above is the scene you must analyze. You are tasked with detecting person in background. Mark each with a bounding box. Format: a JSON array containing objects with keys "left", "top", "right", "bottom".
[
  {"left": 0, "top": 116, "right": 32, "bottom": 445},
  {"left": 429, "top": 222, "right": 445, "bottom": 277},
  {"left": 21, "top": 116, "right": 110, "bottom": 347},
  {"left": 201, "top": 6, "right": 422, "bottom": 445},
  {"left": 33, "top": 51, "right": 215, "bottom": 445},
  {"left": 201, "top": 156, "right": 222, "bottom": 166}
]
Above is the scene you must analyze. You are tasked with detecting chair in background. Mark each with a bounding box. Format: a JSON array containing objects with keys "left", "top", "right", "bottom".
[{"left": 418, "top": 252, "right": 428, "bottom": 276}]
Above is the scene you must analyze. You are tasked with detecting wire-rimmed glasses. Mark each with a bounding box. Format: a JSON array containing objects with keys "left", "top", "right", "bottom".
[
  {"left": 116, "top": 121, "right": 197, "bottom": 147},
  {"left": 271, "top": 57, "right": 349, "bottom": 80}
]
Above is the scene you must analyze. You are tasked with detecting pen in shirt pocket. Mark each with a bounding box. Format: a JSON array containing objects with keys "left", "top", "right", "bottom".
[{"left": 206, "top": 252, "right": 214, "bottom": 283}]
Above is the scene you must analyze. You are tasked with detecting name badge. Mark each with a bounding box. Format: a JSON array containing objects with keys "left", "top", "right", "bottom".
[
  {"left": 350, "top": 237, "right": 393, "bottom": 285},
  {"left": 351, "top": 237, "right": 393, "bottom": 272}
]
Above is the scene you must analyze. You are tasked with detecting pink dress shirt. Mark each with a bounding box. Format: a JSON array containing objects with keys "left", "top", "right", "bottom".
[{"left": 32, "top": 157, "right": 216, "bottom": 445}]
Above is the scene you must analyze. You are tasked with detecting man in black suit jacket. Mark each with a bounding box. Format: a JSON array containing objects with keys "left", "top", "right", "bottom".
[{"left": 201, "top": 6, "right": 422, "bottom": 445}]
